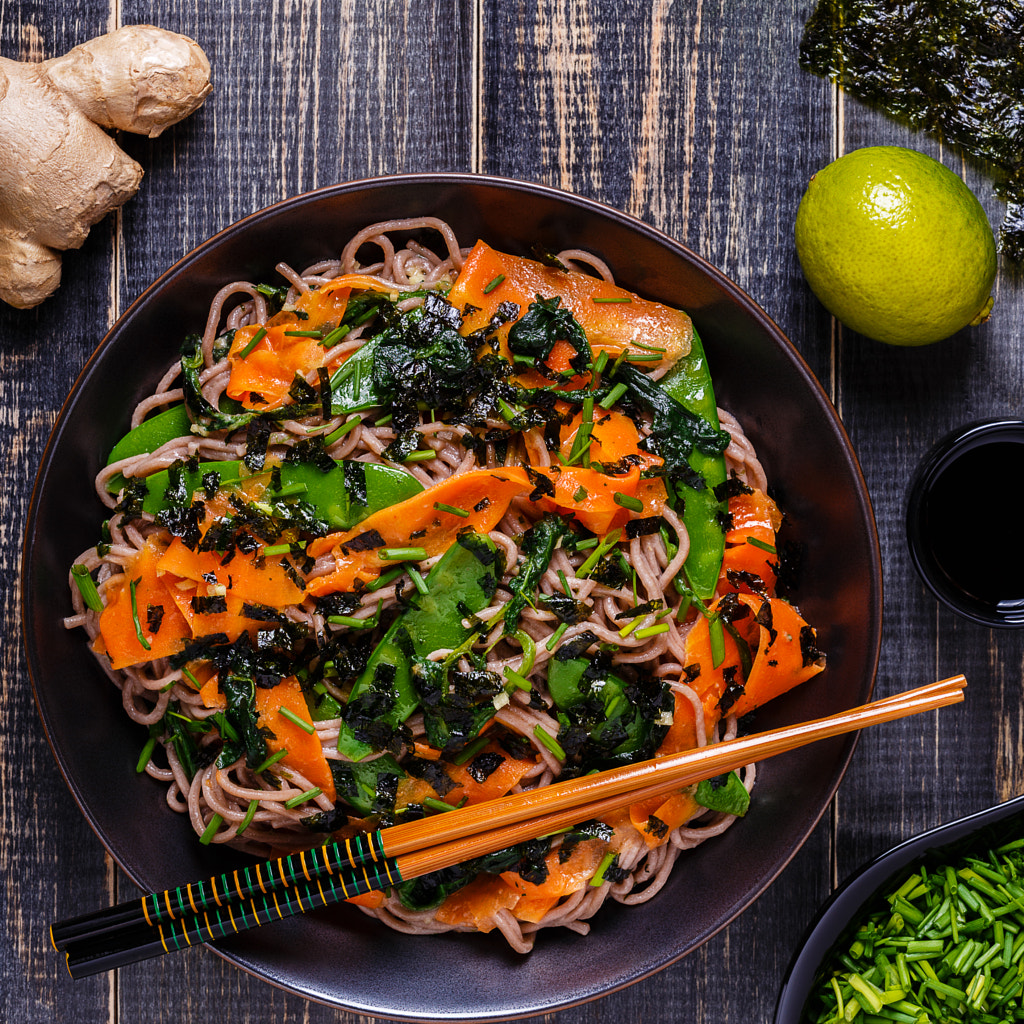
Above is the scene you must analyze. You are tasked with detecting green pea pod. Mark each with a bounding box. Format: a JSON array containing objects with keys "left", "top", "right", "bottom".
[
  {"left": 336, "top": 532, "right": 500, "bottom": 761},
  {"left": 105, "top": 403, "right": 194, "bottom": 468},
  {"left": 657, "top": 327, "right": 727, "bottom": 600},
  {"left": 127, "top": 458, "right": 423, "bottom": 531}
]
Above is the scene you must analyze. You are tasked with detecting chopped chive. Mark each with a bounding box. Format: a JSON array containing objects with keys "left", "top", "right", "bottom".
[
  {"left": 238, "top": 326, "right": 267, "bottom": 359},
  {"left": 613, "top": 492, "right": 644, "bottom": 512},
  {"left": 374, "top": 412, "right": 393, "bottom": 426},
  {"left": 181, "top": 666, "right": 201, "bottom": 690},
  {"left": 513, "top": 629, "right": 537, "bottom": 676},
  {"left": 630, "top": 618, "right": 671, "bottom": 634},
  {"left": 199, "top": 813, "right": 224, "bottom": 845},
  {"left": 71, "top": 563, "right": 103, "bottom": 612},
  {"left": 578, "top": 528, "right": 622, "bottom": 577},
  {"left": 452, "top": 735, "right": 490, "bottom": 766},
  {"left": 497, "top": 397, "right": 519, "bottom": 422},
  {"left": 319, "top": 324, "right": 351, "bottom": 347},
  {"left": 618, "top": 617, "right": 641, "bottom": 639},
  {"left": 283, "top": 788, "right": 322, "bottom": 809},
  {"left": 278, "top": 706, "right": 315, "bottom": 735},
  {"left": 590, "top": 851, "right": 618, "bottom": 886},
  {"left": 236, "top": 799, "right": 259, "bottom": 836},
  {"left": 503, "top": 666, "right": 533, "bottom": 691},
  {"left": 574, "top": 536, "right": 599, "bottom": 551},
  {"left": 434, "top": 502, "right": 470, "bottom": 518},
  {"left": 483, "top": 274, "right": 506, "bottom": 294},
  {"left": 324, "top": 416, "right": 361, "bottom": 445},
  {"left": 592, "top": 296, "right": 632, "bottom": 303},
  {"left": 572, "top": 484, "right": 588, "bottom": 502},
  {"left": 129, "top": 577, "right": 151, "bottom": 651},
  {"left": 545, "top": 622, "right": 569, "bottom": 651},
  {"left": 708, "top": 615, "right": 726, "bottom": 668},
  {"left": 328, "top": 598, "right": 384, "bottom": 629},
  {"left": 611, "top": 349, "right": 629, "bottom": 374},
  {"left": 403, "top": 449, "right": 436, "bottom": 463},
  {"left": 423, "top": 797, "right": 456, "bottom": 813},
  {"left": 557, "top": 569, "right": 573, "bottom": 597},
  {"left": 135, "top": 735, "right": 158, "bottom": 773},
  {"left": 253, "top": 747, "right": 289, "bottom": 774},
  {"left": 533, "top": 725, "right": 566, "bottom": 760},
  {"left": 630, "top": 340, "right": 667, "bottom": 353},
  {"left": 263, "top": 540, "right": 306, "bottom": 557},
  {"left": 599, "top": 382, "right": 628, "bottom": 410},
  {"left": 746, "top": 536, "right": 777, "bottom": 554},
  {"left": 283, "top": 329, "right": 323, "bottom": 338},
  {"left": 379, "top": 546, "right": 428, "bottom": 561},
  {"left": 592, "top": 349, "right": 609, "bottom": 374},
  {"left": 407, "top": 565, "right": 429, "bottom": 595},
  {"left": 365, "top": 566, "right": 405, "bottom": 592},
  {"left": 624, "top": 352, "right": 664, "bottom": 362}
]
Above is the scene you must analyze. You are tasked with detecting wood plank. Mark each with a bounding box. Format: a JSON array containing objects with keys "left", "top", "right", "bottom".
[{"left": 0, "top": 6, "right": 122, "bottom": 1024}]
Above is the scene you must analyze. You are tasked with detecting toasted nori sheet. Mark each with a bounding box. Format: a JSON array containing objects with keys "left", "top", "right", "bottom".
[{"left": 800, "top": 0, "right": 1024, "bottom": 259}]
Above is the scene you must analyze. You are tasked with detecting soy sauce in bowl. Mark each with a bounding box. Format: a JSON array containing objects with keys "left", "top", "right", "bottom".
[{"left": 907, "top": 419, "right": 1024, "bottom": 628}]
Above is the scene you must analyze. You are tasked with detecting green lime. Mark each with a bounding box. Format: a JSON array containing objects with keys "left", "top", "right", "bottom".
[{"left": 795, "top": 146, "right": 996, "bottom": 347}]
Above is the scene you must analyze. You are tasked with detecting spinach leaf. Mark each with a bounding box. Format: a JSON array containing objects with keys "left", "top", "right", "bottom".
[
  {"left": 503, "top": 514, "right": 570, "bottom": 633},
  {"left": 507, "top": 295, "right": 592, "bottom": 377}
]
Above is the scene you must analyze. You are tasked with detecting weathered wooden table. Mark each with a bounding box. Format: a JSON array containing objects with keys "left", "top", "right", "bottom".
[{"left": 3, "top": 3, "right": 1022, "bottom": 1021}]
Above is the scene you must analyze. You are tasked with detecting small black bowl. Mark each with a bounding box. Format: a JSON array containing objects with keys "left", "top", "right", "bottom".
[
  {"left": 775, "top": 795, "right": 1024, "bottom": 1023},
  {"left": 906, "top": 418, "right": 1024, "bottom": 628}
]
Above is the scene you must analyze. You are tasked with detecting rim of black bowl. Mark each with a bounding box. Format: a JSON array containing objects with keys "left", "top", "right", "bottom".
[
  {"left": 774, "top": 794, "right": 1024, "bottom": 1023},
  {"left": 22, "top": 172, "right": 882, "bottom": 1019},
  {"left": 906, "top": 418, "right": 1024, "bottom": 629}
]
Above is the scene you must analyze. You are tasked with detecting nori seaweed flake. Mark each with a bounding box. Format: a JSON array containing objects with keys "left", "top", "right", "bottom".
[{"left": 800, "top": 0, "right": 1024, "bottom": 258}]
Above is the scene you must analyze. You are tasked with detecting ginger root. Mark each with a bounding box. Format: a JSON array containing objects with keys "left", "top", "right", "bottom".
[{"left": 0, "top": 25, "right": 212, "bottom": 309}]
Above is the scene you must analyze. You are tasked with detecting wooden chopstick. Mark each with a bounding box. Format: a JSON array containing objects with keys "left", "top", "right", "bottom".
[{"left": 54, "top": 675, "right": 965, "bottom": 977}]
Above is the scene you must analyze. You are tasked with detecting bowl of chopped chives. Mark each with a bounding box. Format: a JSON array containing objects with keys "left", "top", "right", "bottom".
[{"left": 775, "top": 794, "right": 1024, "bottom": 1023}]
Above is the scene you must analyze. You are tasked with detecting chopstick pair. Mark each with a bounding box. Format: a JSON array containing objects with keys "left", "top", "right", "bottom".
[{"left": 53, "top": 675, "right": 966, "bottom": 978}]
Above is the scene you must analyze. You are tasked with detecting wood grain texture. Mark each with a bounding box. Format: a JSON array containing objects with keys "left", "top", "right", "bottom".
[{"left": 2, "top": 1, "right": 1023, "bottom": 1022}]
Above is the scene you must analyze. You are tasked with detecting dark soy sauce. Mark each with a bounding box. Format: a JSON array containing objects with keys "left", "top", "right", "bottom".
[{"left": 921, "top": 440, "right": 1024, "bottom": 609}]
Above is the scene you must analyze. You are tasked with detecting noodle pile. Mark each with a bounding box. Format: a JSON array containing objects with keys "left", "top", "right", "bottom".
[{"left": 65, "top": 217, "right": 816, "bottom": 953}]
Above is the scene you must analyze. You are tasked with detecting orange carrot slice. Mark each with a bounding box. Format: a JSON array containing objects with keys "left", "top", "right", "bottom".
[
  {"left": 434, "top": 874, "right": 522, "bottom": 932},
  {"left": 628, "top": 788, "right": 700, "bottom": 848},
  {"left": 253, "top": 676, "right": 336, "bottom": 803},
  {"left": 443, "top": 743, "right": 537, "bottom": 806}
]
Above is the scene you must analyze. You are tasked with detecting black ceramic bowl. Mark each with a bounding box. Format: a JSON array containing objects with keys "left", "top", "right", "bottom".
[
  {"left": 774, "top": 795, "right": 1024, "bottom": 1022},
  {"left": 23, "top": 174, "right": 881, "bottom": 1019}
]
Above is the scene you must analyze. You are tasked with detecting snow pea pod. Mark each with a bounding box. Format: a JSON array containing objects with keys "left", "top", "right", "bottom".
[
  {"left": 335, "top": 532, "right": 500, "bottom": 761},
  {"left": 130, "top": 458, "right": 423, "bottom": 531},
  {"left": 105, "top": 404, "right": 194, "bottom": 465},
  {"left": 657, "top": 327, "right": 727, "bottom": 600}
]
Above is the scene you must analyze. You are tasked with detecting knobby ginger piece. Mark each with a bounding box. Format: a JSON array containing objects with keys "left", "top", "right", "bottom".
[{"left": 0, "top": 25, "right": 212, "bottom": 309}]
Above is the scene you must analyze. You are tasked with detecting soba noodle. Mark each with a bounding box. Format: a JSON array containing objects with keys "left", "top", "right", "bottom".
[{"left": 65, "top": 218, "right": 820, "bottom": 952}]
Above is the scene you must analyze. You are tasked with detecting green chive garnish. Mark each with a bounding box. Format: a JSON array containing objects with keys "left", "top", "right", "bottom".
[
  {"left": 403, "top": 449, "right": 436, "bottom": 463},
  {"left": 630, "top": 340, "right": 667, "bottom": 353},
  {"left": 278, "top": 706, "right": 315, "bottom": 735},
  {"left": 592, "top": 349, "right": 609, "bottom": 374},
  {"left": 578, "top": 528, "right": 622, "bottom": 577},
  {"left": 379, "top": 547, "right": 428, "bottom": 561},
  {"left": 483, "top": 274, "right": 506, "bottom": 294},
  {"left": 71, "top": 563, "right": 103, "bottom": 612},
  {"left": 263, "top": 541, "right": 305, "bottom": 556},
  {"left": 613, "top": 492, "right": 644, "bottom": 512},
  {"left": 407, "top": 566, "right": 429, "bottom": 595},
  {"left": 708, "top": 616, "right": 726, "bottom": 668},
  {"left": 572, "top": 484, "right": 588, "bottom": 502},
  {"left": 545, "top": 621, "right": 569, "bottom": 651},
  {"left": 423, "top": 797, "right": 456, "bottom": 813},
  {"left": 746, "top": 536, "right": 777, "bottom": 554},
  {"left": 129, "top": 577, "right": 151, "bottom": 651},
  {"left": 434, "top": 502, "right": 470, "bottom": 518},
  {"left": 199, "top": 813, "right": 224, "bottom": 845},
  {"left": 253, "top": 747, "right": 290, "bottom": 774},
  {"left": 374, "top": 412, "right": 393, "bottom": 426},
  {"left": 624, "top": 352, "right": 663, "bottom": 362},
  {"left": 533, "top": 725, "right": 566, "bottom": 760},
  {"left": 366, "top": 566, "right": 406, "bottom": 592},
  {"left": 238, "top": 326, "right": 267, "bottom": 358},
  {"left": 237, "top": 799, "right": 259, "bottom": 836},
  {"left": 452, "top": 735, "right": 490, "bottom": 766},
  {"left": 283, "top": 329, "right": 323, "bottom": 338},
  {"left": 319, "top": 324, "right": 351, "bottom": 347},
  {"left": 591, "top": 296, "right": 631, "bottom": 303},
  {"left": 503, "top": 666, "right": 533, "bottom": 691},
  {"left": 328, "top": 599, "right": 384, "bottom": 629},
  {"left": 283, "top": 788, "right": 322, "bottom": 809},
  {"left": 558, "top": 569, "right": 573, "bottom": 597},
  {"left": 181, "top": 666, "right": 201, "bottom": 690},
  {"left": 574, "top": 537, "right": 599, "bottom": 551},
  {"left": 590, "top": 851, "right": 618, "bottom": 886},
  {"left": 324, "top": 416, "right": 361, "bottom": 446},
  {"left": 634, "top": 622, "right": 670, "bottom": 639},
  {"left": 599, "top": 382, "right": 629, "bottom": 410}
]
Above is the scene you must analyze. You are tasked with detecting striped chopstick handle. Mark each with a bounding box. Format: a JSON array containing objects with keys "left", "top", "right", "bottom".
[
  {"left": 50, "top": 829, "right": 386, "bottom": 951},
  {"left": 64, "top": 850, "right": 404, "bottom": 979}
]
